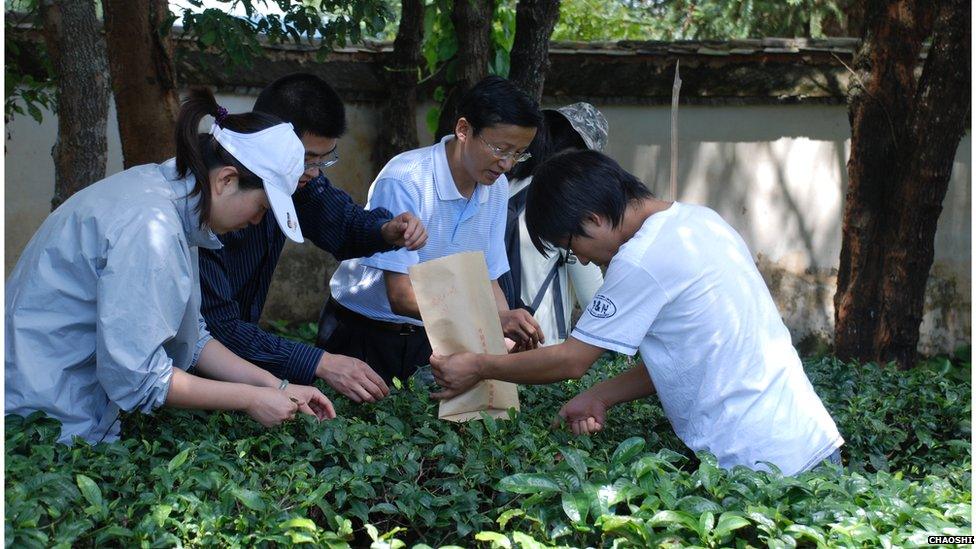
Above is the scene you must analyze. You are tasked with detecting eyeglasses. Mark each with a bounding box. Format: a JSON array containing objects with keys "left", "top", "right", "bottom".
[
  {"left": 304, "top": 146, "right": 339, "bottom": 171},
  {"left": 563, "top": 234, "right": 578, "bottom": 264},
  {"left": 478, "top": 135, "right": 531, "bottom": 164}
]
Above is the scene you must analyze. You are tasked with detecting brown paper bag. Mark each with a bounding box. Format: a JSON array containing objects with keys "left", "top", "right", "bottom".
[{"left": 409, "top": 251, "right": 520, "bottom": 422}]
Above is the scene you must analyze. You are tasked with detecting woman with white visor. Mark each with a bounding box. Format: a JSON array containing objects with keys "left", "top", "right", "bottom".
[{"left": 5, "top": 88, "right": 335, "bottom": 444}]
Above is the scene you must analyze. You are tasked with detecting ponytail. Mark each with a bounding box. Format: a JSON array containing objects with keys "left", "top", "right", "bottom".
[{"left": 174, "top": 88, "right": 284, "bottom": 227}]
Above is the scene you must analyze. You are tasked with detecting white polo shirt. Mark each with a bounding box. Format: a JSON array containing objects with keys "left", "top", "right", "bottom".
[
  {"left": 330, "top": 135, "right": 510, "bottom": 325},
  {"left": 572, "top": 202, "right": 843, "bottom": 475}
]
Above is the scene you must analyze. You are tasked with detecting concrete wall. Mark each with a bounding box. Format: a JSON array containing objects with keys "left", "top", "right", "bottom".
[
  {"left": 606, "top": 104, "right": 971, "bottom": 354},
  {"left": 5, "top": 95, "right": 971, "bottom": 354}
]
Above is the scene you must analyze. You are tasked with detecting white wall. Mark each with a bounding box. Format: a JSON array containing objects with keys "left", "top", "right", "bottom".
[
  {"left": 4, "top": 97, "right": 970, "bottom": 354},
  {"left": 594, "top": 104, "right": 970, "bottom": 353}
]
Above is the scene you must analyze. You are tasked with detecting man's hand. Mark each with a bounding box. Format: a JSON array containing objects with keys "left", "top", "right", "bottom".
[
  {"left": 552, "top": 390, "right": 609, "bottom": 436},
  {"left": 499, "top": 309, "right": 544, "bottom": 349},
  {"left": 429, "top": 352, "right": 482, "bottom": 400},
  {"left": 316, "top": 352, "right": 390, "bottom": 403},
  {"left": 284, "top": 384, "right": 337, "bottom": 420},
  {"left": 381, "top": 212, "right": 428, "bottom": 251},
  {"left": 504, "top": 337, "right": 517, "bottom": 352}
]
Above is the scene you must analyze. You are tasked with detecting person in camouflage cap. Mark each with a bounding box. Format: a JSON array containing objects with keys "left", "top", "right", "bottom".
[
  {"left": 549, "top": 102, "right": 609, "bottom": 153},
  {"left": 498, "top": 102, "right": 609, "bottom": 347}
]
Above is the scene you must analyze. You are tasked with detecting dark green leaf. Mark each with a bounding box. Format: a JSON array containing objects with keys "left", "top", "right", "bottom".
[
  {"left": 497, "top": 474, "right": 561, "bottom": 494},
  {"left": 75, "top": 475, "right": 102, "bottom": 508},
  {"left": 232, "top": 488, "right": 266, "bottom": 511},
  {"left": 611, "top": 437, "right": 645, "bottom": 466},
  {"left": 560, "top": 491, "right": 589, "bottom": 523},
  {"left": 167, "top": 448, "right": 190, "bottom": 471}
]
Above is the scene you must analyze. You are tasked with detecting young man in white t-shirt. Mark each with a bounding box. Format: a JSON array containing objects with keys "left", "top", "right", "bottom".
[{"left": 430, "top": 150, "right": 844, "bottom": 475}]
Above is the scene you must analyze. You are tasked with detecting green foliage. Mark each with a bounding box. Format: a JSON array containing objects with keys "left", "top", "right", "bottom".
[
  {"left": 419, "top": 0, "right": 517, "bottom": 136},
  {"left": 809, "top": 348, "right": 971, "bottom": 477},
  {"left": 176, "top": 0, "right": 395, "bottom": 70},
  {"left": 4, "top": 0, "right": 396, "bottom": 125},
  {"left": 6, "top": 350, "right": 970, "bottom": 547},
  {"left": 417, "top": 0, "right": 514, "bottom": 79},
  {"left": 267, "top": 320, "right": 319, "bottom": 343},
  {"left": 551, "top": 0, "right": 657, "bottom": 42},
  {"left": 553, "top": 0, "right": 853, "bottom": 41},
  {"left": 4, "top": 4, "right": 55, "bottom": 126}
]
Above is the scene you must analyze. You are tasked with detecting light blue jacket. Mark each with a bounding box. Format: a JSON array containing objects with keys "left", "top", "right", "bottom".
[{"left": 5, "top": 160, "right": 222, "bottom": 444}]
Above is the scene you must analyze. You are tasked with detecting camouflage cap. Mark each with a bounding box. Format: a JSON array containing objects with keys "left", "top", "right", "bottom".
[{"left": 545, "top": 102, "right": 609, "bottom": 152}]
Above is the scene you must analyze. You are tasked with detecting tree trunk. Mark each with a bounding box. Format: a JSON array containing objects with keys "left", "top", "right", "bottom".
[
  {"left": 834, "top": 0, "right": 970, "bottom": 368},
  {"left": 40, "top": 0, "right": 110, "bottom": 211},
  {"left": 374, "top": 0, "right": 424, "bottom": 171},
  {"left": 103, "top": 0, "right": 179, "bottom": 168},
  {"left": 435, "top": 0, "right": 495, "bottom": 139},
  {"left": 508, "top": 0, "right": 561, "bottom": 102}
]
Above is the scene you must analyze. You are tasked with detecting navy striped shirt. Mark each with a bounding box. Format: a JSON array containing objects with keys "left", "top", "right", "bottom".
[{"left": 199, "top": 174, "right": 394, "bottom": 384}]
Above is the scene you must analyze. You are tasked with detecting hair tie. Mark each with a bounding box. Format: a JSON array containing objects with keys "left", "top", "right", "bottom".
[{"left": 215, "top": 106, "right": 229, "bottom": 126}]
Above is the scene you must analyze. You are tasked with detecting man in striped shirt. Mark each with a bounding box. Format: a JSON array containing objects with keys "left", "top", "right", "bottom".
[
  {"left": 323, "top": 76, "right": 546, "bottom": 383},
  {"left": 199, "top": 73, "right": 427, "bottom": 404}
]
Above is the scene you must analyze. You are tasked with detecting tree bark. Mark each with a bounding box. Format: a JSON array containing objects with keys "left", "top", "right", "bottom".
[
  {"left": 40, "top": 0, "right": 110, "bottom": 210},
  {"left": 508, "top": 0, "right": 561, "bottom": 102},
  {"left": 103, "top": 0, "right": 179, "bottom": 168},
  {"left": 435, "top": 0, "right": 495, "bottom": 139},
  {"left": 374, "top": 0, "right": 424, "bottom": 171},
  {"left": 834, "top": 0, "right": 970, "bottom": 368}
]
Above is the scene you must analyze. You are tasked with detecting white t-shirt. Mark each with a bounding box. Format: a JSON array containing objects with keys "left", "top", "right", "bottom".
[{"left": 572, "top": 202, "right": 843, "bottom": 475}]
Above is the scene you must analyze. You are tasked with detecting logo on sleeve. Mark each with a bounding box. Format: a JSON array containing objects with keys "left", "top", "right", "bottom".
[{"left": 588, "top": 295, "right": 617, "bottom": 318}]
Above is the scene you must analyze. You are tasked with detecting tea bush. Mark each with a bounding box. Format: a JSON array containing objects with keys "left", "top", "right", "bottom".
[{"left": 5, "top": 330, "right": 971, "bottom": 548}]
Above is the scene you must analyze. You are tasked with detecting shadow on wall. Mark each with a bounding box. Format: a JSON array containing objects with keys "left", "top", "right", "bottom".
[{"left": 601, "top": 104, "right": 969, "bottom": 354}]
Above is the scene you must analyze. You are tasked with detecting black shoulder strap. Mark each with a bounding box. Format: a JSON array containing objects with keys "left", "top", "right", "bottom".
[
  {"left": 529, "top": 258, "right": 568, "bottom": 340},
  {"left": 498, "top": 186, "right": 533, "bottom": 310},
  {"left": 510, "top": 185, "right": 530, "bottom": 216}
]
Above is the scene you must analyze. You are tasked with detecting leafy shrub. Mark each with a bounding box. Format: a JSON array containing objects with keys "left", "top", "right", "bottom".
[
  {"left": 807, "top": 349, "right": 971, "bottom": 477},
  {"left": 5, "top": 335, "right": 971, "bottom": 547}
]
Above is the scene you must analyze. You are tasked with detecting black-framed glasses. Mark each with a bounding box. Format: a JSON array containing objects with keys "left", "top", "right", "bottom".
[
  {"left": 478, "top": 135, "right": 531, "bottom": 164},
  {"left": 304, "top": 146, "right": 339, "bottom": 171}
]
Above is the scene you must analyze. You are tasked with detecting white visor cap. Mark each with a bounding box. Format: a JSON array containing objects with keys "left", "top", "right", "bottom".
[{"left": 210, "top": 121, "right": 306, "bottom": 243}]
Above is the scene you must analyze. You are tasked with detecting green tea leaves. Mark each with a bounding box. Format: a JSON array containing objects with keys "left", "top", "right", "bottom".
[
  {"left": 4, "top": 354, "right": 971, "bottom": 547},
  {"left": 232, "top": 487, "right": 266, "bottom": 512},
  {"left": 75, "top": 474, "right": 102, "bottom": 509},
  {"left": 497, "top": 474, "right": 561, "bottom": 494},
  {"left": 611, "top": 437, "right": 645, "bottom": 467}
]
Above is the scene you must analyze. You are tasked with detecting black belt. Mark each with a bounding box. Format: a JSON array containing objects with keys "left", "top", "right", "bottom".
[{"left": 329, "top": 297, "right": 424, "bottom": 336}]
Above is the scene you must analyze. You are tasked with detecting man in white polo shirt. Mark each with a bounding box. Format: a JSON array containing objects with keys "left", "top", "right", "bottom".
[
  {"left": 320, "top": 76, "right": 545, "bottom": 382},
  {"left": 430, "top": 150, "right": 844, "bottom": 475}
]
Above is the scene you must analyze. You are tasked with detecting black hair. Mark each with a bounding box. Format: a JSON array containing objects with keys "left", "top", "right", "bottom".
[
  {"left": 509, "top": 109, "right": 588, "bottom": 180},
  {"left": 253, "top": 72, "right": 346, "bottom": 138},
  {"left": 456, "top": 76, "right": 543, "bottom": 136},
  {"left": 525, "top": 149, "right": 653, "bottom": 256},
  {"left": 175, "top": 88, "right": 283, "bottom": 227}
]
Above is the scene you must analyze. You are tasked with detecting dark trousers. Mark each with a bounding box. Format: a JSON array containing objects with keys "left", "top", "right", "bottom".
[{"left": 316, "top": 297, "right": 431, "bottom": 384}]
